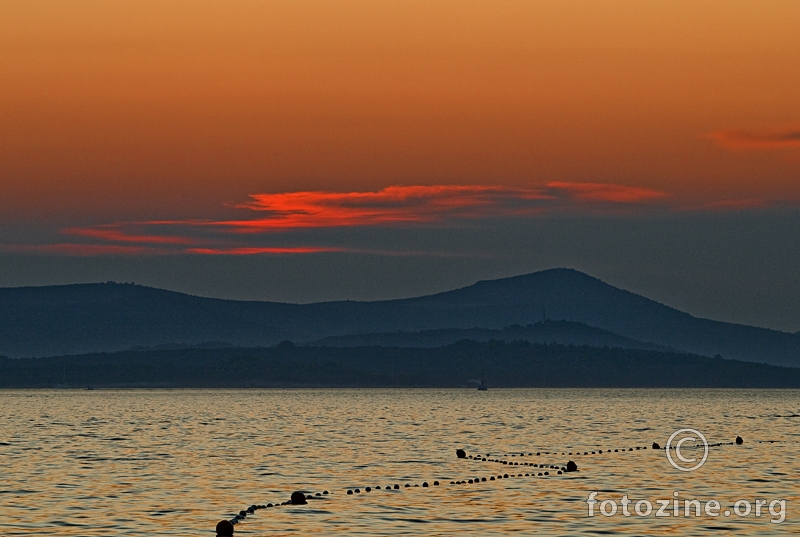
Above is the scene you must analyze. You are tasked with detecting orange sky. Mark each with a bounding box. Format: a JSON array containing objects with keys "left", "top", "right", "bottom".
[{"left": 2, "top": 0, "right": 799, "bottom": 231}]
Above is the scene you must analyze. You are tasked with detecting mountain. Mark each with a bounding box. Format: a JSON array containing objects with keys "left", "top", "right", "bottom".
[
  {"left": 1, "top": 269, "right": 798, "bottom": 366},
  {"left": 308, "top": 320, "right": 673, "bottom": 352}
]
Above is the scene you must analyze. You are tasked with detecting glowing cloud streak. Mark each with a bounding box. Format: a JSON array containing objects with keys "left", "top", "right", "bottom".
[
  {"left": 709, "top": 127, "right": 800, "bottom": 150},
  {"left": 6, "top": 183, "right": 672, "bottom": 256}
]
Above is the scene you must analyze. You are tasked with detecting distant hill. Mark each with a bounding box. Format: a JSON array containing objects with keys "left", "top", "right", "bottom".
[
  {"left": 0, "top": 269, "right": 798, "bottom": 366},
  {"left": 308, "top": 320, "right": 672, "bottom": 352},
  {"left": 2, "top": 341, "right": 799, "bottom": 388}
]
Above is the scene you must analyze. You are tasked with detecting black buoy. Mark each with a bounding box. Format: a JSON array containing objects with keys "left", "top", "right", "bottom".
[
  {"left": 291, "top": 491, "right": 307, "bottom": 505},
  {"left": 394, "top": 484, "right": 399, "bottom": 489},
  {"left": 736, "top": 436, "right": 743, "bottom": 445},
  {"left": 456, "top": 449, "right": 467, "bottom": 458},
  {"left": 566, "top": 460, "right": 578, "bottom": 472},
  {"left": 216, "top": 520, "right": 234, "bottom": 536},
  {"left": 434, "top": 481, "right": 440, "bottom": 486},
  {"left": 422, "top": 482, "right": 428, "bottom": 487},
  {"left": 347, "top": 490, "right": 353, "bottom": 495},
  {"left": 652, "top": 442, "right": 660, "bottom": 449}
]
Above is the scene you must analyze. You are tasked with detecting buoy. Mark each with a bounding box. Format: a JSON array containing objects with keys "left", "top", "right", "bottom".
[
  {"left": 652, "top": 442, "right": 660, "bottom": 449},
  {"left": 365, "top": 487, "right": 371, "bottom": 492},
  {"left": 434, "top": 481, "right": 440, "bottom": 486},
  {"left": 422, "top": 482, "right": 429, "bottom": 487},
  {"left": 566, "top": 460, "right": 577, "bottom": 472},
  {"left": 394, "top": 484, "right": 399, "bottom": 489},
  {"left": 456, "top": 449, "right": 467, "bottom": 458},
  {"left": 216, "top": 519, "right": 234, "bottom": 536},
  {"left": 291, "top": 492, "right": 307, "bottom": 505},
  {"left": 736, "top": 436, "right": 743, "bottom": 445},
  {"left": 347, "top": 490, "right": 353, "bottom": 495}
]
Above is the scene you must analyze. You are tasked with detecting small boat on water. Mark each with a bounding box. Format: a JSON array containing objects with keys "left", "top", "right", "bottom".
[{"left": 477, "top": 374, "right": 488, "bottom": 391}]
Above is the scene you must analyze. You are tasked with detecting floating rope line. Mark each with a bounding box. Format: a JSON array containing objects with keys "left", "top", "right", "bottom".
[{"left": 215, "top": 436, "right": 751, "bottom": 535}]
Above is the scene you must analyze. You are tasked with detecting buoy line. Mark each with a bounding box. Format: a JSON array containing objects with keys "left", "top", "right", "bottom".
[{"left": 215, "top": 436, "right": 750, "bottom": 535}]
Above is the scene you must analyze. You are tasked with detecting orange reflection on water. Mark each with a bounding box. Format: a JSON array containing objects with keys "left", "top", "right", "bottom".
[{"left": 0, "top": 389, "right": 798, "bottom": 535}]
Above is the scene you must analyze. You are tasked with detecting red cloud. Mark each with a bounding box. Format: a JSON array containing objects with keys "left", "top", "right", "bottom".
[
  {"left": 63, "top": 227, "right": 193, "bottom": 245},
  {"left": 709, "top": 127, "right": 800, "bottom": 149},
  {"left": 9, "top": 183, "right": 677, "bottom": 256},
  {"left": 220, "top": 185, "right": 553, "bottom": 232},
  {"left": 185, "top": 247, "right": 342, "bottom": 255}
]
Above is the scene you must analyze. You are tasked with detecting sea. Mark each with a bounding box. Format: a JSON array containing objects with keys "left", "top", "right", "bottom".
[{"left": 0, "top": 389, "right": 798, "bottom": 536}]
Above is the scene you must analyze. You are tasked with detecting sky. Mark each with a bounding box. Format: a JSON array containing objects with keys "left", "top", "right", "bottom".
[{"left": 1, "top": 1, "right": 800, "bottom": 331}]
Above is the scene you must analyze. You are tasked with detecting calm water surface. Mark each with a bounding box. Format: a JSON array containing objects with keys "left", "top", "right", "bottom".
[{"left": 0, "top": 389, "right": 798, "bottom": 536}]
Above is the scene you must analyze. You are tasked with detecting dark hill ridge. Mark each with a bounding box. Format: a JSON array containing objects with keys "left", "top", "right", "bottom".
[
  {"left": 308, "top": 320, "right": 673, "bottom": 352},
  {"left": 3, "top": 341, "right": 800, "bottom": 388},
  {"left": 0, "top": 269, "right": 798, "bottom": 366}
]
